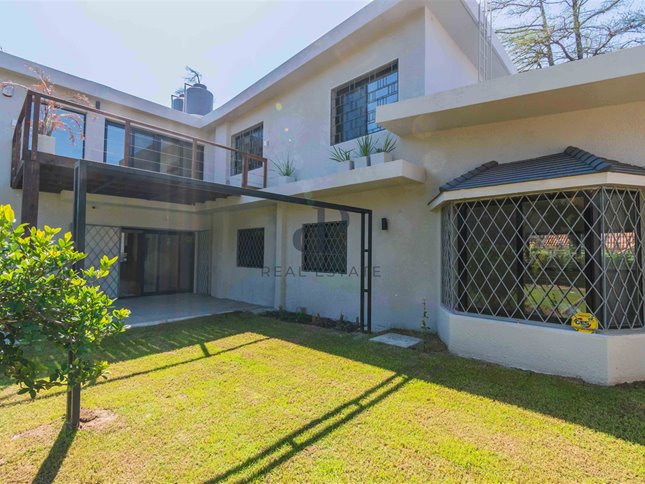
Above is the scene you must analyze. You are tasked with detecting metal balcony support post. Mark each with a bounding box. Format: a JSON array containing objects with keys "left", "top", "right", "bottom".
[
  {"left": 21, "top": 94, "right": 32, "bottom": 162},
  {"left": 20, "top": 95, "right": 40, "bottom": 227},
  {"left": 360, "top": 212, "right": 366, "bottom": 332},
  {"left": 30, "top": 95, "right": 41, "bottom": 159},
  {"left": 67, "top": 159, "right": 87, "bottom": 429},
  {"left": 191, "top": 139, "right": 198, "bottom": 179},
  {"left": 367, "top": 211, "right": 373, "bottom": 334},
  {"left": 242, "top": 155, "right": 249, "bottom": 188},
  {"left": 123, "top": 121, "right": 131, "bottom": 167},
  {"left": 21, "top": 159, "right": 40, "bottom": 227}
]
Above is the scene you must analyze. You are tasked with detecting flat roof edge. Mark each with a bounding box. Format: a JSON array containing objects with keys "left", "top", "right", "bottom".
[
  {"left": 0, "top": 51, "right": 202, "bottom": 127},
  {"left": 378, "top": 46, "right": 645, "bottom": 132}
]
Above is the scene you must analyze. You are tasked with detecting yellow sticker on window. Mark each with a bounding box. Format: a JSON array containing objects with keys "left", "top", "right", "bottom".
[{"left": 571, "top": 312, "right": 599, "bottom": 333}]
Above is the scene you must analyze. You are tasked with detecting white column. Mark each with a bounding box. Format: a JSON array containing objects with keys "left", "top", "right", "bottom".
[
  {"left": 213, "top": 122, "right": 232, "bottom": 184},
  {"left": 274, "top": 204, "right": 288, "bottom": 309},
  {"left": 84, "top": 114, "right": 105, "bottom": 162}
]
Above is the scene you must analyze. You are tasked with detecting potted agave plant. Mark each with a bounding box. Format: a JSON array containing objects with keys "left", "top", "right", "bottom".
[
  {"left": 330, "top": 145, "right": 354, "bottom": 171},
  {"left": 354, "top": 134, "right": 377, "bottom": 168},
  {"left": 0, "top": 67, "right": 91, "bottom": 155},
  {"left": 272, "top": 152, "right": 296, "bottom": 185},
  {"left": 371, "top": 133, "right": 397, "bottom": 165}
]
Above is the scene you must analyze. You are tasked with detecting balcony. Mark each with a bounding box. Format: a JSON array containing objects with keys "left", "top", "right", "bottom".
[{"left": 10, "top": 90, "right": 269, "bottom": 195}]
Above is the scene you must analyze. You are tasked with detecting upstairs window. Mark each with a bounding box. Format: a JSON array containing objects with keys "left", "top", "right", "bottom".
[
  {"left": 231, "top": 123, "right": 263, "bottom": 176},
  {"left": 237, "top": 228, "right": 265, "bottom": 268},
  {"left": 301, "top": 221, "right": 348, "bottom": 274},
  {"left": 331, "top": 60, "right": 398, "bottom": 144}
]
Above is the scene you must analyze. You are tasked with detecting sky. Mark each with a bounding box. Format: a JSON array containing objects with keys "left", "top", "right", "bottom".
[{"left": 0, "top": 0, "right": 370, "bottom": 108}]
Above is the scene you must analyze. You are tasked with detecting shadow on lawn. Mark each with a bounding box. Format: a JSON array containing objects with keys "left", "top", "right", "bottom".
[
  {"left": 0, "top": 332, "right": 270, "bottom": 410},
  {"left": 5, "top": 311, "right": 644, "bottom": 469},
  {"left": 205, "top": 373, "right": 410, "bottom": 483},
  {"left": 32, "top": 425, "right": 76, "bottom": 484},
  {"left": 107, "top": 313, "right": 644, "bottom": 449},
  {"left": 261, "top": 322, "right": 645, "bottom": 448}
]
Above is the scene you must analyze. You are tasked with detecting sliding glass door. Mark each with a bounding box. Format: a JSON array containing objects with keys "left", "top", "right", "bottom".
[{"left": 120, "top": 229, "right": 195, "bottom": 297}]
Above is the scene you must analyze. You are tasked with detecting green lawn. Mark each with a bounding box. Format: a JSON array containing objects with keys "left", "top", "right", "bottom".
[{"left": 1, "top": 313, "right": 643, "bottom": 482}]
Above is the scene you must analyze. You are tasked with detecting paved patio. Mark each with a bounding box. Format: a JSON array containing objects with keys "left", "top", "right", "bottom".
[{"left": 116, "top": 293, "right": 270, "bottom": 327}]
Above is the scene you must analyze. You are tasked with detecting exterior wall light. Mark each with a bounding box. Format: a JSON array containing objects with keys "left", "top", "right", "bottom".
[
  {"left": 381, "top": 218, "right": 388, "bottom": 230},
  {"left": 2, "top": 84, "right": 14, "bottom": 97}
]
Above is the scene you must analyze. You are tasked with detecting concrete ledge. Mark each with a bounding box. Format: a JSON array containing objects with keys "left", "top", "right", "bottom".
[
  {"left": 378, "top": 46, "right": 645, "bottom": 135},
  {"left": 211, "top": 159, "right": 426, "bottom": 210},
  {"left": 437, "top": 307, "right": 645, "bottom": 385}
]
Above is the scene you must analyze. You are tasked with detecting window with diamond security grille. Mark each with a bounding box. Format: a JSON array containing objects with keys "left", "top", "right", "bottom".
[
  {"left": 442, "top": 187, "right": 645, "bottom": 330},
  {"left": 237, "top": 228, "right": 264, "bottom": 268},
  {"left": 85, "top": 225, "right": 121, "bottom": 299},
  {"left": 302, "top": 221, "right": 348, "bottom": 274}
]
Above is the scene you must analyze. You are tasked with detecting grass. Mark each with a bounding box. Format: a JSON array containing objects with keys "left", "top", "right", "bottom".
[{"left": 0, "top": 313, "right": 643, "bottom": 482}]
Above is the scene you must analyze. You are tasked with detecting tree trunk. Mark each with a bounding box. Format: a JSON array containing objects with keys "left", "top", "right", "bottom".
[
  {"left": 571, "top": 0, "right": 584, "bottom": 59},
  {"left": 538, "top": 0, "right": 555, "bottom": 65},
  {"left": 66, "top": 351, "right": 81, "bottom": 429}
]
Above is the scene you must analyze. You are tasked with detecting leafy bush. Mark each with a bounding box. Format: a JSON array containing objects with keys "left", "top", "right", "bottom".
[{"left": 0, "top": 205, "right": 129, "bottom": 398}]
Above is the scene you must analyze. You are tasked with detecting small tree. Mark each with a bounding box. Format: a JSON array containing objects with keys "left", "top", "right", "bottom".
[{"left": 0, "top": 205, "right": 129, "bottom": 428}]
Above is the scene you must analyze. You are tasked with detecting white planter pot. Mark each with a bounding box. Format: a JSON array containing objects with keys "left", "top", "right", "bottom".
[
  {"left": 37, "top": 134, "right": 56, "bottom": 155},
  {"left": 370, "top": 152, "right": 393, "bottom": 165},
  {"left": 336, "top": 160, "right": 354, "bottom": 172},
  {"left": 275, "top": 175, "right": 295, "bottom": 185},
  {"left": 354, "top": 156, "right": 371, "bottom": 168}
]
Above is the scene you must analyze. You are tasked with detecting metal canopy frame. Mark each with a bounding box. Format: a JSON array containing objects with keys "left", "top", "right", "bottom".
[{"left": 22, "top": 159, "right": 373, "bottom": 333}]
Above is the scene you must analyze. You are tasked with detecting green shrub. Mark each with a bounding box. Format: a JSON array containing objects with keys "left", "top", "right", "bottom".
[{"left": 0, "top": 204, "right": 129, "bottom": 399}]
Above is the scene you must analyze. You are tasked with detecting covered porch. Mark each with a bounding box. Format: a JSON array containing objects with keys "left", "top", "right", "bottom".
[
  {"left": 12, "top": 89, "right": 374, "bottom": 333},
  {"left": 115, "top": 293, "right": 270, "bottom": 327}
]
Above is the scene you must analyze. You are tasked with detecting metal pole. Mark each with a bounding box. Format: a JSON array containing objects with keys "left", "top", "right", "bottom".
[
  {"left": 367, "top": 211, "right": 373, "bottom": 334},
  {"left": 68, "top": 160, "right": 87, "bottom": 429},
  {"left": 360, "top": 213, "right": 366, "bottom": 332}
]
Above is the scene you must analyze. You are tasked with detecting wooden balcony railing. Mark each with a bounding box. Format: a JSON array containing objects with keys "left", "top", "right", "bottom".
[{"left": 11, "top": 90, "right": 268, "bottom": 190}]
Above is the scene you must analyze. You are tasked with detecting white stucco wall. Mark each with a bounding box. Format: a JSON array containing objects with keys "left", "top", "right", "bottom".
[
  {"left": 210, "top": 205, "right": 277, "bottom": 307},
  {"left": 210, "top": 98, "right": 645, "bottom": 385},
  {"left": 438, "top": 308, "right": 645, "bottom": 385},
  {"left": 216, "top": 11, "right": 425, "bottom": 185},
  {"left": 210, "top": 5, "right": 480, "bottom": 187},
  {"left": 424, "top": 7, "right": 478, "bottom": 95},
  {"left": 209, "top": 181, "right": 431, "bottom": 330}
]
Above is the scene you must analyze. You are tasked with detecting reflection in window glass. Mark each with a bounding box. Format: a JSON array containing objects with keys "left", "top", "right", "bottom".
[
  {"left": 331, "top": 60, "right": 398, "bottom": 144},
  {"left": 104, "top": 121, "right": 204, "bottom": 178},
  {"left": 231, "top": 124, "right": 263, "bottom": 176},
  {"left": 104, "top": 122, "right": 125, "bottom": 165},
  {"left": 43, "top": 107, "right": 85, "bottom": 159}
]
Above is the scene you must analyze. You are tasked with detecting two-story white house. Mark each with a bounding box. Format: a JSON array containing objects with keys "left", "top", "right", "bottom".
[{"left": 1, "top": 0, "right": 644, "bottom": 385}]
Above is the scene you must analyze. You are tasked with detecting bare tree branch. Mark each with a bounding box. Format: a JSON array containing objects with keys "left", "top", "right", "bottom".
[{"left": 494, "top": 0, "right": 645, "bottom": 71}]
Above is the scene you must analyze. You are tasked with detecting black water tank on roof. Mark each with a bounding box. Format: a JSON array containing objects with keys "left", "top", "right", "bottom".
[
  {"left": 185, "top": 83, "right": 214, "bottom": 115},
  {"left": 171, "top": 94, "right": 184, "bottom": 112}
]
